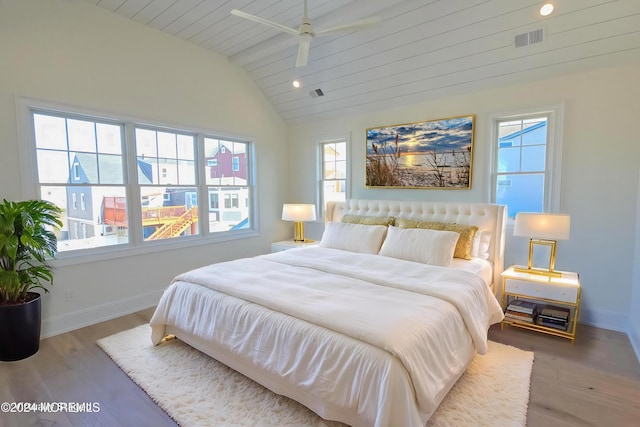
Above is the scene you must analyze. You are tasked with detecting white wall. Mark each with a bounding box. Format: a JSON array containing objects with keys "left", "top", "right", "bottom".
[
  {"left": 630, "top": 170, "right": 640, "bottom": 360},
  {"left": 0, "top": 0, "right": 289, "bottom": 336},
  {"left": 289, "top": 62, "right": 640, "bottom": 335}
]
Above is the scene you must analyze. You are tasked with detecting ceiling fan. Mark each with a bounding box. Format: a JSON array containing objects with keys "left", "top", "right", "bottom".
[{"left": 230, "top": 0, "right": 381, "bottom": 67}]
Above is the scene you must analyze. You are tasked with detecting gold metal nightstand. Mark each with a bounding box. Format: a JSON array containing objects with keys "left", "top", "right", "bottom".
[{"left": 501, "top": 265, "right": 580, "bottom": 343}]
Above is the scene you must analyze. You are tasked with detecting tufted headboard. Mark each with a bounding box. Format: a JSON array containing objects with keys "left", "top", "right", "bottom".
[{"left": 325, "top": 199, "right": 507, "bottom": 291}]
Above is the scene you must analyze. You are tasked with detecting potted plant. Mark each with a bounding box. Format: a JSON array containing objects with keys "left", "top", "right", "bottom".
[{"left": 0, "top": 199, "right": 62, "bottom": 361}]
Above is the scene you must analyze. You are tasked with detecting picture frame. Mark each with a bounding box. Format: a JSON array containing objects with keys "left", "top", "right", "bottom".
[{"left": 366, "top": 114, "right": 474, "bottom": 189}]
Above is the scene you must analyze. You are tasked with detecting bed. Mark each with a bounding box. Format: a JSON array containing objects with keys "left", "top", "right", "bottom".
[{"left": 150, "top": 199, "right": 507, "bottom": 427}]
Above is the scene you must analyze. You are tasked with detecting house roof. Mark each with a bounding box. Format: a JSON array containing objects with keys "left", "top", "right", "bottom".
[
  {"left": 499, "top": 121, "right": 547, "bottom": 142},
  {"left": 71, "top": 153, "right": 153, "bottom": 184}
]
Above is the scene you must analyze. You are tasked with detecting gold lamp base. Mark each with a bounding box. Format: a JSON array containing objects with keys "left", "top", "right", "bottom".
[
  {"left": 292, "top": 222, "right": 314, "bottom": 242},
  {"left": 514, "top": 238, "right": 562, "bottom": 278}
]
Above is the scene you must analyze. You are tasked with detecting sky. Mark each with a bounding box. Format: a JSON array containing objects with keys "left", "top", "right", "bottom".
[{"left": 366, "top": 116, "right": 473, "bottom": 155}]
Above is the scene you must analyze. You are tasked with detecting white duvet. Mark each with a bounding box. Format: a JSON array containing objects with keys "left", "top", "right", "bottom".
[{"left": 150, "top": 247, "right": 504, "bottom": 427}]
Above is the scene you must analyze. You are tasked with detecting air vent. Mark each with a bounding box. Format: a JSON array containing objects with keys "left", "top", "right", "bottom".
[
  {"left": 309, "top": 88, "right": 324, "bottom": 98},
  {"left": 514, "top": 28, "right": 544, "bottom": 48}
]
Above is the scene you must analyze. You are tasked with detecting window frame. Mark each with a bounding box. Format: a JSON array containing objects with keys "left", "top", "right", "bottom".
[
  {"left": 488, "top": 103, "right": 564, "bottom": 220},
  {"left": 317, "top": 137, "right": 350, "bottom": 219},
  {"left": 15, "top": 97, "right": 259, "bottom": 266}
]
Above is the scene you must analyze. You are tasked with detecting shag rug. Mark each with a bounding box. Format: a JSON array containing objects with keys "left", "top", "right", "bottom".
[{"left": 97, "top": 324, "right": 533, "bottom": 427}]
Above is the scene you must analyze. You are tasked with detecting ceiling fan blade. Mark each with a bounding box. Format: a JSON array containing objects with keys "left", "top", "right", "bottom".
[
  {"left": 295, "top": 35, "right": 312, "bottom": 67},
  {"left": 315, "top": 16, "right": 382, "bottom": 36},
  {"left": 230, "top": 9, "right": 299, "bottom": 37}
]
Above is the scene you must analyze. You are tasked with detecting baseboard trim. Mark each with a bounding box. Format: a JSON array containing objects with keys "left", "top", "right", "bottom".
[
  {"left": 578, "top": 307, "right": 628, "bottom": 333},
  {"left": 41, "top": 289, "right": 164, "bottom": 338}
]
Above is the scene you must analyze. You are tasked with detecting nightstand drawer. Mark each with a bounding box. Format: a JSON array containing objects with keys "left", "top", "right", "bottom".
[{"left": 504, "top": 279, "right": 578, "bottom": 303}]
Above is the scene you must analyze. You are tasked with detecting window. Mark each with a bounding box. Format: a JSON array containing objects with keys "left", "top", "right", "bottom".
[
  {"left": 24, "top": 102, "right": 256, "bottom": 257},
  {"left": 135, "top": 127, "right": 198, "bottom": 242},
  {"left": 224, "top": 193, "right": 239, "bottom": 209},
  {"left": 209, "top": 193, "right": 219, "bottom": 210},
  {"left": 33, "top": 112, "right": 128, "bottom": 252},
  {"left": 205, "top": 138, "right": 250, "bottom": 232},
  {"left": 319, "top": 139, "right": 348, "bottom": 216},
  {"left": 491, "top": 106, "right": 563, "bottom": 219}
]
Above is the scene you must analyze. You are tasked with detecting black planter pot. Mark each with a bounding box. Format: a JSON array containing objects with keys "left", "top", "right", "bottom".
[{"left": 0, "top": 292, "right": 42, "bottom": 362}]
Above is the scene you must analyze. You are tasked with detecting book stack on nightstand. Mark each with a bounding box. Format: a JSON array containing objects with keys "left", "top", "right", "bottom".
[
  {"left": 504, "top": 300, "right": 538, "bottom": 324},
  {"left": 537, "top": 305, "right": 570, "bottom": 331}
]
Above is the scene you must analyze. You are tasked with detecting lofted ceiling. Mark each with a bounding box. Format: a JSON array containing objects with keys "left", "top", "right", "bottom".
[{"left": 83, "top": 0, "right": 640, "bottom": 123}]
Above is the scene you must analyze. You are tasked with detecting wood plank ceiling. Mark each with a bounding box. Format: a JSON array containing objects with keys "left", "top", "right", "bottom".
[{"left": 83, "top": 0, "right": 640, "bottom": 123}]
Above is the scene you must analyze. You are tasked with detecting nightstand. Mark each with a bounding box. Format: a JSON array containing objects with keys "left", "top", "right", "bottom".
[
  {"left": 271, "top": 240, "right": 319, "bottom": 253},
  {"left": 501, "top": 265, "right": 580, "bottom": 343}
]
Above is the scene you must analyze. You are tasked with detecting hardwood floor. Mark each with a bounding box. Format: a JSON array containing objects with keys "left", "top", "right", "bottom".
[
  {"left": 488, "top": 323, "right": 640, "bottom": 427},
  {"left": 1, "top": 309, "right": 639, "bottom": 426}
]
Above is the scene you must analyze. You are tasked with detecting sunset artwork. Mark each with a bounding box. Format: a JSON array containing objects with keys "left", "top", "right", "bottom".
[{"left": 366, "top": 115, "right": 474, "bottom": 189}]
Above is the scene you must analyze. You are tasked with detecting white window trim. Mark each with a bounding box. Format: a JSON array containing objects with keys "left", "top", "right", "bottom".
[
  {"left": 15, "top": 96, "right": 259, "bottom": 267},
  {"left": 488, "top": 103, "right": 564, "bottom": 224},
  {"left": 317, "top": 135, "right": 350, "bottom": 219}
]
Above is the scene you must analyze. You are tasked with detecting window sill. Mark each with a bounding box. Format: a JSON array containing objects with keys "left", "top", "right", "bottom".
[{"left": 51, "top": 229, "right": 260, "bottom": 267}]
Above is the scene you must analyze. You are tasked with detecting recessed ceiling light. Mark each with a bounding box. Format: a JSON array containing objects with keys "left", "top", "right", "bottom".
[
  {"left": 292, "top": 80, "right": 301, "bottom": 88},
  {"left": 540, "top": 3, "right": 554, "bottom": 16}
]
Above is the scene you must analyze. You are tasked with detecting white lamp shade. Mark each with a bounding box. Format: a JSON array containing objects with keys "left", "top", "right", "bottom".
[
  {"left": 514, "top": 213, "right": 570, "bottom": 240},
  {"left": 282, "top": 204, "right": 316, "bottom": 222}
]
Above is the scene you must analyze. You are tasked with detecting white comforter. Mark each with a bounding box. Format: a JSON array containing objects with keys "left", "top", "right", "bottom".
[{"left": 150, "top": 247, "right": 504, "bottom": 427}]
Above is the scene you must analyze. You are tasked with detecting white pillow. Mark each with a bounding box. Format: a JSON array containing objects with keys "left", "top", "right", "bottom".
[
  {"left": 471, "top": 230, "right": 492, "bottom": 260},
  {"left": 378, "top": 226, "right": 459, "bottom": 267},
  {"left": 319, "top": 222, "right": 388, "bottom": 254}
]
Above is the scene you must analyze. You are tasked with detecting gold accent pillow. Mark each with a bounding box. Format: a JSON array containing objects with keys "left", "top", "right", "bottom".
[
  {"left": 396, "top": 218, "right": 478, "bottom": 260},
  {"left": 341, "top": 214, "right": 395, "bottom": 226},
  {"left": 396, "top": 218, "right": 446, "bottom": 230},
  {"left": 442, "top": 223, "right": 478, "bottom": 260}
]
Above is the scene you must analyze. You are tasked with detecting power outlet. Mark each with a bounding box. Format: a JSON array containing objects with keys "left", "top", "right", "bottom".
[{"left": 65, "top": 289, "right": 75, "bottom": 302}]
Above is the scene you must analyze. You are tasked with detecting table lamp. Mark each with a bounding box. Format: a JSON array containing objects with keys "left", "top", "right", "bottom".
[
  {"left": 282, "top": 204, "right": 316, "bottom": 242},
  {"left": 513, "top": 212, "right": 570, "bottom": 277}
]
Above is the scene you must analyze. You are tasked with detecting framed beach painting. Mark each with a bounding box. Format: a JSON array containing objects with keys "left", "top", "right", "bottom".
[{"left": 366, "top": 115, "right": 474, "bottom": 189}]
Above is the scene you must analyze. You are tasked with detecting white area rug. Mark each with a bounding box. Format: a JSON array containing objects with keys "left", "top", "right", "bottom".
[{"left": 97, "top": 324, "right": 533, "bottom": 427}]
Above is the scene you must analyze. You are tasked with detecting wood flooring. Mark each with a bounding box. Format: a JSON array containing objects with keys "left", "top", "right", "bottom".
[{"left": 1, "top": 308, "right": 639, "bottom": 426}]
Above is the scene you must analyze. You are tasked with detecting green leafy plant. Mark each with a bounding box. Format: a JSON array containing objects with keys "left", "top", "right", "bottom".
[{"left": 0, "top": 199, "right": 63, "bottom": 304}]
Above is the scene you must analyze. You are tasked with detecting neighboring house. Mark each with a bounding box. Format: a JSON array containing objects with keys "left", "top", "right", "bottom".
[
  {"left": 67, "top": 154, "right": 153, "bottom": 240},
  {"left": 205, "top": 143, "right": 247, "bottom": 181},
  {"left": 205, "top": 142, "right": 249, "bottom": 231}
]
